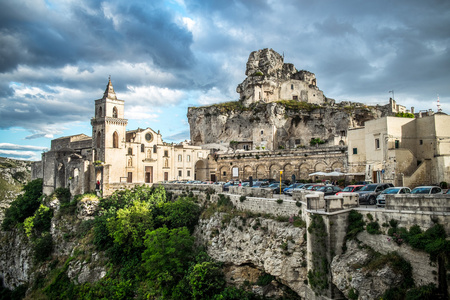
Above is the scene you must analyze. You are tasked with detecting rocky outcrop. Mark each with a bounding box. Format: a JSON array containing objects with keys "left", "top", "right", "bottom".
[
  {"left": 194, "top": 212, "right": 308, "bottom": 297},
  {"left": 0, "top": 229, "right": 33, "bottom": 289},
  {"left": 0, "top": 158, "right": 32, "bottom": 222},
  {"left": 331, "top": 240, "right": 404, "bottom": 300},
  {"left": 188, "top": 100, "right": 390, "bottom": 150}
]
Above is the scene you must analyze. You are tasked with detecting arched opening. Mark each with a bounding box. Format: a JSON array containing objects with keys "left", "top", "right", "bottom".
[
  {"left": 195, "top": 160, "right": 207, "bottom": 181},
  {"left": 243, "top": 165, "right": 253, "bottom": 180},
  {"left": 113, "top": 132, "right": 119, "bottom": 148},
  {"left": 255, "top": 165, "right": 266, "bottom": 179},
  {"left": 128, "top": 147, "right": 133, "bottom": 155},
  {"left": 98, "top": 106, "right": 102, "bottom": 117},
  {"left": 269, "top": 164, "right": 281, "bottom": 180},
  {"left": 97, "top": 131, "right": 101, "bottom": 148},
  {"left": 113, "top": 106, "right": 118, "bottom": 118},
  {"left": 283, "top": 163, "right": 295, "bottom": 181}
]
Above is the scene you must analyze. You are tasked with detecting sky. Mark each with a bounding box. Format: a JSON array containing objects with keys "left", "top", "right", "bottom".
[{"left": 0, "top": 0, "right": 449, "bottom": 161}]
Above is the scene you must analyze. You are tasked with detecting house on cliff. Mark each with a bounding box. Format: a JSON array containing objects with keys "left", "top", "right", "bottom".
[
  {"left": 33, "top": 79, "right": 209, "bottom": 196},
  {"left": 348, "top": 113, "right": 450, "bottom": 186}
]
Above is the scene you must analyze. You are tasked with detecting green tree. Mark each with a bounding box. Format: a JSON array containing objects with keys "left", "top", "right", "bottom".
[
  {"left": 154, "top": 197, "right": 201, "bottom": 232},
  {"left": 107, "top": 200, "right": 154, "bottom": 250},
  {"left": 142, "top": 226, "right": 194, "bottom": 296},
  {"left": 188, "top": 261, "right": 226, "bottom": 299}
]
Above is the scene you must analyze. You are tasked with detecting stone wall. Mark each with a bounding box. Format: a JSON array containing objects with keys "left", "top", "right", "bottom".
[{"left": 386, "top": 193, "right": 450, "bottom": 212}]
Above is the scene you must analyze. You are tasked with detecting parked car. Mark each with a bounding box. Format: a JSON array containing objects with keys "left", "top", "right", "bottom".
[
  {"left": 335, "top": 185, "right": 364, "bottom": 195},
  {"left": 410, "top": 186, "right": 443, "bottom": 195},
  {"left": 357, "top": 183, "right": 392, "bottom": 205},
  {"left": 376, "top": 187, "right": 411, "bottom": 207},
  {"left": 267, "top": 183, "right": 288, "bottom": 194},
  {"left": 283, "top": 183, "right": 304, "bottom": 195},
  {"left": 316, "top": 185, "right": 342, "bottom": 196},
  {"left": 252, "top": 181, "right": 270, "bottom": 188},
  {"left": 305, "top": 184, "right": 325, "bottom": 191},
  {"left": 288, "top": 183, "right": 318, "bottom": 195},
  {"left": 222, "top": 181, "right": 235, "bottom": 192},
  {"left": 447, "top": 189, "right": 450, "bottom": 194}
]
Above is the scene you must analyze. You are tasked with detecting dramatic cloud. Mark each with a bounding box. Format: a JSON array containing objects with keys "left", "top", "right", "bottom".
[{"left": 0, "top": 0, "right": 449, "bottom": 160}]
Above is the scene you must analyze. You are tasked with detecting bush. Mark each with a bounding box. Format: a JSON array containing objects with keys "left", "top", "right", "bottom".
[
  {"left": 239, "top": 195, "right": 246, "bottom": 202},
  {"left": 33, "top": 232, "right": 53, "bottom": 262},
  {"left": 256, "top": 273, "right": 274, "bottom": 286},
  {"left": 188, "top": 261, "right": 225, "bottom": 299},
  {"left": 53, "top": 187, "right": 71, "bottom": 203},
  {"left": 276, "top": 199, "right": 283, "bottom": 204},
  {"left": 2, "top": 178, "right": 43, "bottom": 230},
  {"left": 366, "top": 222, "right": 381, "bottom": 234}
]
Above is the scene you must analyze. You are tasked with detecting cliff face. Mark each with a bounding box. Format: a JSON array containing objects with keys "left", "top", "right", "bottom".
[
  {"left": 194, "top": 212, "right": 309, "bottom": 297},
  {"left": 188, "top": 101, "right": 390, "bottom": 150},
  {"left": 0, "top": 158, "right": 32, "bottom": 222}
]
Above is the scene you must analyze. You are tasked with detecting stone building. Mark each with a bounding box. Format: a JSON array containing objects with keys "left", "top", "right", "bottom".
[
  {"left": 348, "top": 113, "right": 450, "bottom": 186},
  {"left": 35, "top": 79, "right": 209, "bottom": 196},
  {"left": 237, "top": 48, "right": 326, "bottom": 106}
]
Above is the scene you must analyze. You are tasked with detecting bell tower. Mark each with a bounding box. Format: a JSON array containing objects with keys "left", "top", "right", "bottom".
[{"left": 91, "top": 78, "right": 128, "bottom": 165}]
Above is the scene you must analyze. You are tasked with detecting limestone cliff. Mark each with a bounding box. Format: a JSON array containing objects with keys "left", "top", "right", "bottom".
[
  {"left": 188, "top": 101, "right": 391, "bottom": 150},
  {"left": 194, "top": 212, "right": 308, "bottom": 297}
]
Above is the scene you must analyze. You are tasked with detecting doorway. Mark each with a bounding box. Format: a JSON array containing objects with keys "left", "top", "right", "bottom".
[{"left": 145, "top": 166, "right": 153, "bottom": 183}]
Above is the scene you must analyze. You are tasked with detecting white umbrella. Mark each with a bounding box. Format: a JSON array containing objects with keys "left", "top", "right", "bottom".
[
  {"left": 309, "top": 171, "right": 327, "bottom": 176},
  {"left": 327, "top": 171, "right": 345, "bottom": 177}
]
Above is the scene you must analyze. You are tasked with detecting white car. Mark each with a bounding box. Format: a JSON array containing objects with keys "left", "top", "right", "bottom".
[{"left": 376, "top": 187, "right": 411, "bottom": 207}]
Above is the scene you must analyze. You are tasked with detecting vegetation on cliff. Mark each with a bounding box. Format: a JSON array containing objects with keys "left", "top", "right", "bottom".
[{"left": 1, "top": 184, "right": 270, "bottom": 299}]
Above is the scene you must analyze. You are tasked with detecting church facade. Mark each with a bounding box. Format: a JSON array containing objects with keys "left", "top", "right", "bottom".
[{"left": 35, "top": 79, "right": 209, "bottom": 196}]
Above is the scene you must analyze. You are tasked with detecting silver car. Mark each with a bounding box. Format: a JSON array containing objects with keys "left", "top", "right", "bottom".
[
  {"left": 410, "top": 186, "right": 443, "bottom": 195},
  {"left": 376, "top": 187, "right": 411, "bottom": 207}
]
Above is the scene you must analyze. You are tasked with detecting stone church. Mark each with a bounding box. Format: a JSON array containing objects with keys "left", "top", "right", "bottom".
[{"left": 34, "top": 79, "right": 209, "bottom": 196}]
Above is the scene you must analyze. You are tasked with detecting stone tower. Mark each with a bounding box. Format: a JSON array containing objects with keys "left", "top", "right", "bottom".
[{"left": 91, "top": 79, "right": 128, "bottom": 183}]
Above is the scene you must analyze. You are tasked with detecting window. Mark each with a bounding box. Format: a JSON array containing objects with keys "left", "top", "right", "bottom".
[
  {"left": 98, "top": 106, "right": 102, "bottom": 117},
  {"left": 96, "top": 131, "right": 101, "bottom": 148},
  {"left": 419, "top": 140, "right": 423, "bottom": 145},
  {"left": 178, "top": 170, "right": 182, "bottom": 177},
  {"left": 113, "top": 132, "right": 119, "bottom": 148},
  {"left": 353, "top": 148, "right": 358, "bottom": 154},
  {"left": 153, "top": 145, "right": 157, "bottom": 153},
  {"left": 243, "top": 145, "right": 249, "bottom": 150},
  {"left": 128, "top": 147, "right": 133, "bottom": 155},
  {"left": 375, "top": 138, "right": 380, "bottom": 149},
  {"left": 222, "top": 171, "right": 226, "bottom": 176},
  {"left": 145, "top": 133, "right": 153, "bottom": 142},
  {"left": 291, "top": 84, "right": 294, "bottom": 90},
  {"left": 187, "top": 155, "right": 190, "bottom": 162},
  {"left": 340, "top": 130, "right": 346, "bottom": 137},
  {"left": 178, "top": 154, "right": 182, "bottom": 162},
  {"left": 141, "top": 144, "right": 145, "bottom": 152},
  {"left": 261, "top": 130, "right": 264, "bottom": 135},
  {"left": 113, "top": 106, "right": 118, "bottom": 118},
  {"left": 295, "top": 139, "right": 301, "bottom": 144},
  {"left": 187, "top": 170, "right": 191, "bottom": 177},
  {"left": 164, "top": 150, "right": 168, "bottom": 157},
  {"left": 395, "top": 140, "right": 399, "bottom": 149},
  {"left": 293, "top": 95, "right": 298, "bottom": 100}
]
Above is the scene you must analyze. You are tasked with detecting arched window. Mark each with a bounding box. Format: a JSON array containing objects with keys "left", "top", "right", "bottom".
[
  {"left": 97, "top": 131, "right": 101, "bottom": 148},
  {"left": 128, "top": 147, "right": 133, "bottom": 155},
  {"left": 98, "top": 106, "right": 102, "bottom": 117},
  {"left": 178, "top": 154, "right": 182, "bottom": 162},
  {"left": 113, "top": 132, "right": 119, "bottom": 148},
  {"left": 153, "top": 145, "right": 157, "bottom": 153},
  {"left": 141, "top": 144, "right": 145, "bottom": 152},
  {"left": 113, "top": 106, "right": 118, "bottom": 118},
  {"left": 187, "top": 155, "right": 190, "bottom": 162}
]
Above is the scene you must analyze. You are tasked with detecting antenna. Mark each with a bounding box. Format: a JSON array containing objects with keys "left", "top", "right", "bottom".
[{"left": 437, "top": 94, "right": 442, "bottom": 112}]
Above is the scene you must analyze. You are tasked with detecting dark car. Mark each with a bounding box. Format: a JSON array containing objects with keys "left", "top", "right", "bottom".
[
  {"left": 222, "top": 181, "right": 235, "bottom": 192},
  {"left": 357, "top": 183, "right": 391, "bottom": 205},
  {"left": 252, "top": 181, "right": 270, "bottom": 188},
  {"left": 316, "top": 185, "right": 342, "bottom": 196},
  {"left": 267, "top": 183, "right": 288, "bottom": 194}
]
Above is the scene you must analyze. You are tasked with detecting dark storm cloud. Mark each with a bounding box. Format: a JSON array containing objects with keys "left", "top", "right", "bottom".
[
  {"left": 0, "top": 0, "right": 195, "bottom": 72},
  {"left": 0, "top": 0, "right": 449, "bottom": 143}
]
